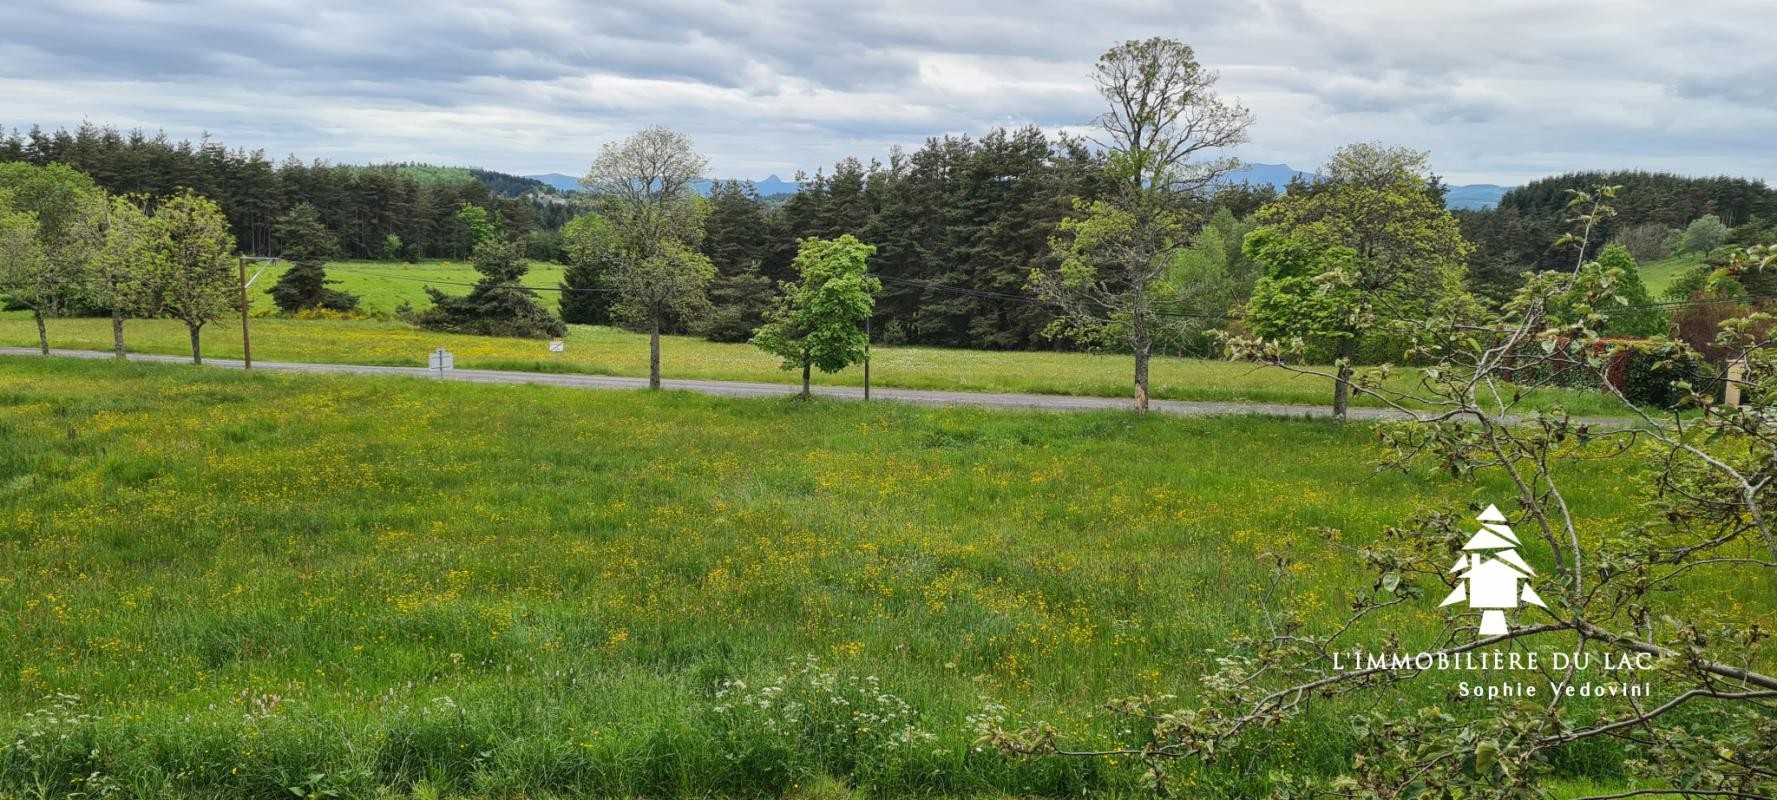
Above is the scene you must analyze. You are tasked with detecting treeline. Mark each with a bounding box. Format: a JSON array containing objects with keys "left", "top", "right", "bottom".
[
  {"left": 691, "top": 127, "right": 1276, "bottom": 350},
  {"left": 0, "top": 124, "right": 568, "bottom": 261},
  {"left": 1456, "top": 170, "right": 1777, "bottom": 298}
]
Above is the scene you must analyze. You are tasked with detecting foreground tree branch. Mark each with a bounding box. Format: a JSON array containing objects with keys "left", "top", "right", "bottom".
[{"left": 998, "top": 186, "right": 1777, "bottom": 798}]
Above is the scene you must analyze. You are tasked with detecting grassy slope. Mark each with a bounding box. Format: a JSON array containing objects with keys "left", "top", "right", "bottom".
[
  {"left": 1638, "top": 251, "right": 1706, "bottom": 297},
  {"left": 248, "top": 259, "right": 568, "bottom": 315},
  {"left": 0, "top": 314, "right": 1636, "bottom": 417},
  {"left": 0, "top": 358, "right": 1767, "bottom": 797}
]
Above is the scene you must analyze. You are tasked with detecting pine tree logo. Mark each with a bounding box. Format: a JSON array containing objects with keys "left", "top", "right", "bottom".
[{"left": 1439, "top": 504, "right": 1547, "bottom": 635}]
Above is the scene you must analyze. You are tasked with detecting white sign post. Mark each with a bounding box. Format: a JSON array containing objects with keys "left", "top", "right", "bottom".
[
  {"left": 548, "top": 337, "right": 564, "bottom": 354},
  {"left": 429, "top": 347, "right": 454, "bottom": 377}
]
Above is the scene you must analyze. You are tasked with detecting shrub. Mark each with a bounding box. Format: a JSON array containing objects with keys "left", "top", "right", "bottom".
[{"left": 1620, "top": 342, "right": 1716, "bottom": 408}]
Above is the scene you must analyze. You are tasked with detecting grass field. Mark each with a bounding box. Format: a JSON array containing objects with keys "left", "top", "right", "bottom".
[
  {"left": 1638, "top": 251, "right": 1706, "bottom": 297},
  {"left": 0, "top": 357, "right": 1767, "bottom": 798},
  {"left": 0, "top": 315, "right": 1639, "bottom": 417},
  {"left": 246, "top": 260, "right": 569, "bottom": 315}
]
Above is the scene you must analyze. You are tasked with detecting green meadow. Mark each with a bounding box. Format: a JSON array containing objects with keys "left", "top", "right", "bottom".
[
  {"left": 0, "top": 313, "right": 1635, "bottom": 417},
  {"left": 0, "top": 357, "right": 1767, "bottom": 798},
  {"left": 1636, "top": 250, "right": 1709, "bottom": 297},
  {"left": 244, "top": 260, "right": 569, "bottom": 316}
]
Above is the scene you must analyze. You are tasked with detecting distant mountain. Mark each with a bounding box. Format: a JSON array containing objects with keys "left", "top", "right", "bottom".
[
  {"left": 1444, "top": 184, "right": 1509, "bottom": 210},
  {"left": 526, "top": 172, "right": 582, "bottom": 192},
  {"left": 748, "top": 175, "right": 801, "bottom": 197},
  {"left": 532, "top": 163, "right": 1502, "bottom": 209},
  {"left": 1222, "top": 162, "right": 1317, "bottom": 189},
  {"left": 525, "top": 173, "right": 803, "bottom": 197},
  {"left": 1220, "top": 162, "right": 1510, "bottom": 210}
]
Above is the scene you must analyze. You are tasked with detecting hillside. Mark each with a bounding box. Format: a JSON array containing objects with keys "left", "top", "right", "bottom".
[{"left": 391, "top": 164, "right": 549, "bottom": 197}]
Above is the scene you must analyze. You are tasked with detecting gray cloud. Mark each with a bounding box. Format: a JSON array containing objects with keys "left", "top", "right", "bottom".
[{"left": 2, "top": 0, "right": 1774, "bottom": 184}]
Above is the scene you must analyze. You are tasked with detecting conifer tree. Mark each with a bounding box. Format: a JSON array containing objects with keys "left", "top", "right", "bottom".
[
  {"left": 418, "top": 238, "right": 564, "bottom": 338},
  {"left": 267, "top": 203, "right": 358, "bottom": 313}
]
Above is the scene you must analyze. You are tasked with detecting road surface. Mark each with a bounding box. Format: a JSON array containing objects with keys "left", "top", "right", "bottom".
[{"left": 0, "top": 347, "right": 1615, "bottom": 424}]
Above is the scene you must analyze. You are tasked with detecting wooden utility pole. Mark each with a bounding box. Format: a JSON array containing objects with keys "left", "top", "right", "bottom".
[
  {"left": 238, "top": 256, "right": 252, "bottom": 370},
  {"left": 864, "top": 314, "right": 872, "bottom": 401}
]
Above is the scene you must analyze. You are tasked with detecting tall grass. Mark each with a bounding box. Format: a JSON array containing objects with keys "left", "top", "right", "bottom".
[{"left": 0, "top": 358, "right": 1764, "bottom": 797}]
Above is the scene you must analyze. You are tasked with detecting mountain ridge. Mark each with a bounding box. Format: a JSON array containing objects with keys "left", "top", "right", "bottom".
[
  {"left": 1223, "top": 162, "right": 1510, "bottom": 210},
  {"left": 522, "top": 164, "right": 1509, "bottom": 209},
  {"left": 524, "top": 172, "right": 803, "bottom": 197}
]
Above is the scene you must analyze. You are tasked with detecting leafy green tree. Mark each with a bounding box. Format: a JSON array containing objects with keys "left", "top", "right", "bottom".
[
  {"left": 0, "top": 198, "right": 54, "bottom": 353},
  {"left": 558, "top": 212, "right": 619, "bottom": 325},
  {"left": 1163, "top": 207, "right": 1256, "bottom": 355},
  {"left": 267, "top": 203, "right": 358, "bottom": 314},
  {"left": 0, "top": 162, "right": 104, "bottom": 352},
  {"left": 93, "top": 195, "right": 169, "bottom": 356},
  {"left": 382, "top": 233, "right": 403, "bottom": 261},
  {"left": 608, "top": 242, "right": 715, "bottom": 384},
  {"left": 1029, "top": 38, "right": 1252, "bottom": 413},
  {"left": 1595, "top": 244, "right": 1666, "bottom": 337},
  {"left": 584, "top": 127, "right": 715, "bottom": 388},
  {"left": 1680, "top": 213, "right": 1729, "bottom": 253},
  {"left": 1242, "top": 143, "right": 1471, "bottom": 420},
  {"left": 456, "top": 203, "right": 496, "bottom": 255},
  {"left": 417, "top": 238, "right": 565, "bottom": 338},
  {"left": 154, "top": 190, "right": 239, "bottom": 364},
  {"left": 752, "top": 235, "right": 881, "bottom": 397}
]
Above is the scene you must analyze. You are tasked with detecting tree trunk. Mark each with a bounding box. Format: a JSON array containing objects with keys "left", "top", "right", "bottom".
[
  {"left": 648, "top": 316, "right": 661, "bottom": 390},
  {"left": 801, "top": 351, "right": 811, "bottom": 399},
  {"left": 1333, "top": 336, "right": 1357, "bottom": 422},
  {"left": 188, "top": 323, "right": 203, "bottom": 365},
  {"left": 1132, "top": 311, "right": 1151, "bottom": 414},
  {"left": 33, "top": 308, "right": 48, "bottom": 355},
  {"left": 111, "top": 308, "right": 126, "bottom": 357}
]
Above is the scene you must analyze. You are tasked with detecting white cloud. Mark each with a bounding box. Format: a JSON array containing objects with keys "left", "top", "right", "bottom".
[{"left": 1, "top": 0, "right": 1773, "bottom": 185}]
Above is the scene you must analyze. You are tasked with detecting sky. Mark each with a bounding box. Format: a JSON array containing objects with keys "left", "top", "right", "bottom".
[{"left": 3, "top": 0, "right": 1774, "bottom": 186}]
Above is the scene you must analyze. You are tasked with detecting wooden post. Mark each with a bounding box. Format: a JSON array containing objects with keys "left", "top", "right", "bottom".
[
  {"left": 238, "top": 256, "right": 252, "bottom": 370},
  {"left": 864, "top": 314, "right": 872, "bottom": 401},
  {"left": 1726, "top": 356, "right": 1747, "bottom": 407}
]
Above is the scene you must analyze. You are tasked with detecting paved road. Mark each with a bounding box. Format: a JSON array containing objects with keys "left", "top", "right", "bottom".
[{"left": 0, "top": 346, "right": 1591, "bottom": 424}]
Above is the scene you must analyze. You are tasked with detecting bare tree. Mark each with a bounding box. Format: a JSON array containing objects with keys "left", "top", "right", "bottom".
[
  {"left": 583, "top": 127, "right": 715, "bottom": 389},
  {"left": 1089, "top": 37, "right": 1253, "bottom": 199},
  {"left": 1031, "top": 39, "right": 1252, "bottom": 413}
]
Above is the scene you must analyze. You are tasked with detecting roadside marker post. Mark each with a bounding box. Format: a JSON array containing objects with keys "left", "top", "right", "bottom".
[{"left": 429, "top": 348, "right": 454, "bottom": 378}]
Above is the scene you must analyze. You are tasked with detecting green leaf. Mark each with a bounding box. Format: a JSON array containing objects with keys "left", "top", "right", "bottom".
[{"left": 1474, "top": 740, "right": 1498, "bottom": 774}]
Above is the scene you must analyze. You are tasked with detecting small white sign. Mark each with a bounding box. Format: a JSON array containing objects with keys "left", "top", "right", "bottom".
[
  {"left": 429, "top": 348, "right": 455, "bottom": 371},
  {"left": 548, "top": 338, "right": 564, "bottom": 353}
]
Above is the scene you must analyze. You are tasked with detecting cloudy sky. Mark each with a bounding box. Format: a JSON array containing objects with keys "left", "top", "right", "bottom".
[{"left": 3, "top": 0, "right": 1773, "bottom": 185}]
